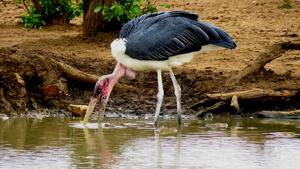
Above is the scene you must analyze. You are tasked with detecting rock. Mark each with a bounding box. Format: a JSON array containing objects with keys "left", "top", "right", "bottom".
[
  {"left": 41, "top": 84, "right": 60, "bottom": 98},
  {"left": 68, "top": 104, "right": 88, "bottom": 116},
  {"left": 0, "top": 114, "right": 9, "bottom": 120},
  {"left": 41, "top": 78, "right": 68, "bottom": 98},
  {"left": 14, "top": 73, "right": 25, "bottom": 86}
]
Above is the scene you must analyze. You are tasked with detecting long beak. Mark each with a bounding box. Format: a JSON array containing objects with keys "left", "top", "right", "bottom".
[
  {"left": 82, "top": 96, "right": 108, "bottom": 125},
  {"left": 82, "top": 96, "right": 98, "bottom": 125},
  {"left": 97, "top": 98, "right": 107, "bottom": 123}
]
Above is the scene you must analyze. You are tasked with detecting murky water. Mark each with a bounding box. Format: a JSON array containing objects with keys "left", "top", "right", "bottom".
[{"left": 1, "top": 117, "right": 300, "bottom": 169}]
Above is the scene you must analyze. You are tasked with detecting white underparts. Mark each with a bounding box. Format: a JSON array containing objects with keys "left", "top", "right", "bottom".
[{"left": 111, "top": 38, "right": 222, "bottom": 71}]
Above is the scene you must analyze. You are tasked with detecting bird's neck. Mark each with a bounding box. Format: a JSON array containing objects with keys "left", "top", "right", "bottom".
[{"left": 107, "top": 63, "right": 135, "bottom": 85}]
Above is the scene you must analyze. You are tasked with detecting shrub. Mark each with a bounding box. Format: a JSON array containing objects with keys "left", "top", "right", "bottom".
[
  {"left": 279, "top": 0, "right": 294, "bottom": 9},
  {"left": 16, "top": 0, "right": 82, "bottom": 28},
  {"left": 94, "top": 0, "right": 158, "bottom": 23}
]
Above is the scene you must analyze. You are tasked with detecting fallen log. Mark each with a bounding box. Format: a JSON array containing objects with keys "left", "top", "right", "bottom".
[
  {"left": 192, "top": 88, "right": 299, "bottom": 117},
  {"left": 227, "top": 42, "right": 300, "bottom": 85},
  {"left": 256, "top": 110, "right": 300, "bottom": 119},
  {"left": 206, "top": 88, "right": 297, "bottom": 100}
]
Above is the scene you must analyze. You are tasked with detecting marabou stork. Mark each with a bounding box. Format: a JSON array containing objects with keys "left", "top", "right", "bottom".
[{"left": 83, "top": 11, "right": 236, "bottom": 127}]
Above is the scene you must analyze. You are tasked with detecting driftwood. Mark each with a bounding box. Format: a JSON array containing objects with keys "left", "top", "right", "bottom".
[
  {"left": 256, "top": 110, "right": 300, "bottom": 119},
  {"left": 227, "top": 42, "right": 300, "bottom": 85},
  {"left": 206, "top": 88, "right": 297, "bottom": 100},
  {"left": 193, "top": 88, "right": 299, "bottom": 117}
]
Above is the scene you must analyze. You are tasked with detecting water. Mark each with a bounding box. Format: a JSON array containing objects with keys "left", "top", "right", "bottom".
[{"left": 1, "top": 117, "right": 300, "bottom": 169}]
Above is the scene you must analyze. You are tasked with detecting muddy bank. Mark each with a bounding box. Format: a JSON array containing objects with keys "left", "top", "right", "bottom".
[
  {"left": 0, "top": 44, "right": 226, "bottom": 115},
  {"left": 0, "top": 0, "right": 300, "bottom": 117},
  {"left": 0, "top": 43, "right": 299, "bottom": 117}
]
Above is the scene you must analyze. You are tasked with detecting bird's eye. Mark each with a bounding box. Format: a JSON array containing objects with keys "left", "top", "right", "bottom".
[{"left": 95, "top": 87, "right": 101, "bottom": 95}]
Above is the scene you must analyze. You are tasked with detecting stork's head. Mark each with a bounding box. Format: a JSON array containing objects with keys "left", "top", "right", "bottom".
[
  {"left": 93, "top": 76, "right": 113, "bottom": 99},
  {"left": 82, "top": 64, "right": 136, "bottom": 125},
  {"left": 83, "top": 76, "right": 114, "bottom": 124}
]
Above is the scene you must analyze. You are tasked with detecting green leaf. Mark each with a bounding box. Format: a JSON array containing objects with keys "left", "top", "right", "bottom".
[
  {"left": 161, "top": 4, "right": 171, "bottom": 9},
  {"left": 94, "top": 4, "right": 102, "bottom": 13},
  {"left": 16, "top": 0, "right": 23, "bottom": 4},
  {"left": 41, "top": 20, "right": 47, "bottom": 26}
]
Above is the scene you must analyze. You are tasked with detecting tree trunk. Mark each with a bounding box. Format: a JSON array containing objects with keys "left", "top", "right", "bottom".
[
  {"left": 82, "top": 0, "right": 104, "bottom": 37},
  {"left": 82, "top": 0, "right": 115, "bottom": 38},
  {"left": 46, "top": 13, "right": 70, "bottom": 25},
  {"left": 32, "top": 0, "right": 43, "bottom": 14}
]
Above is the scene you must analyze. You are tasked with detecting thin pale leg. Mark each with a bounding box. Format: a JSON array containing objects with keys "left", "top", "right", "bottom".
[
  {"left": 154, "top": 70, "right": 164, "bottom": 127},
  {"left": 169, "top": 68, "right": 182, "bottom": 125}
]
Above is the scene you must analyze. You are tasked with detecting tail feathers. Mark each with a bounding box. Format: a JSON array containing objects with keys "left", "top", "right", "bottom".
[
  {"left": 194, "top": 21, "right": 237, "bottom": 49},
  {"left": 212, "top": 40, "right": 237, "bottom": 49},
  {"left": 212, "top": 27, "right": 237, "bottom": 49}
]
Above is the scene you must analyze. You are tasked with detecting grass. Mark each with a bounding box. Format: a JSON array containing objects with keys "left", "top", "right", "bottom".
[{"left": 279, "top": 0, "right": 294, "bottom": 9}]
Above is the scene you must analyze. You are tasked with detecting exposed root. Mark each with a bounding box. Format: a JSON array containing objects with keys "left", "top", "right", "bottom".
[{"left": 46, "top": 56, "right": 98, "bottom": 85}]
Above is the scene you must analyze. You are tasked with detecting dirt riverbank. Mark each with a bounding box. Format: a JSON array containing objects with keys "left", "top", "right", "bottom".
[{"left": 0, "top": 0, "right": 299, "bottom": 117}]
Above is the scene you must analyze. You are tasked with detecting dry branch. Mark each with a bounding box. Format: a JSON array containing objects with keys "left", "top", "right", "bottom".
[{"left": 227, "top": 42, "right": 300, "bottom": 85}]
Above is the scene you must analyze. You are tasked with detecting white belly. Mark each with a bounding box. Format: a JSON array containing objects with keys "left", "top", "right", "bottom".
[{"left": 110, "top": 39, "right": 222, "bottom": 71}]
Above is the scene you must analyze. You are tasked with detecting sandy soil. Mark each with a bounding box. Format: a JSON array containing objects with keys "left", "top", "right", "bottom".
[{"left": 0, "top": 0, "right": 299, "bottom": 116}]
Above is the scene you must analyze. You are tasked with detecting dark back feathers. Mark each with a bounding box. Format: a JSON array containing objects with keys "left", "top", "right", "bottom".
[{"left": 119, "top": 11, "right": 236, "bottom": 61}]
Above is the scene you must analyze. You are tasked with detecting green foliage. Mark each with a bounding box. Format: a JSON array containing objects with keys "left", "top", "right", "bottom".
[
  {"left": 94, "top": 0, "right": 158, "bottom": 23},
  {"left": 94, "top": 3, "right": 102, "bottom": 13},
  {"left": 279, "top": 0, "right": 294, "bottom": 9},
  {"left": 21, "top": 5, "right": 46, "bottom": 28},
  {"left": 16, "top": 0, "right": 23, "bottom": 4},
  {"left": 16, "top": 0, "right": 82, "bottom": 28},
  {"left": 143, "top": 0, "right": 158, "bottom": 13},
  {"left": 160, "top": 4, "right": 172, "bottom": 9}
]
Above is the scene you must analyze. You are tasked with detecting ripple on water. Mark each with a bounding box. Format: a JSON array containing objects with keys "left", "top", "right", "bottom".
[{"left": 69, "top": 122, "right": 128, "bottom": 129}]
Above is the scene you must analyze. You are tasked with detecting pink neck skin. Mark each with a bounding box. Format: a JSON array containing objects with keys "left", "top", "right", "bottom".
[
  {"left": 108, "top": 63, "right": 136, "bottom": 84},
  {"left": 104, "top": 63, "right": 136, "bottom": 98}
]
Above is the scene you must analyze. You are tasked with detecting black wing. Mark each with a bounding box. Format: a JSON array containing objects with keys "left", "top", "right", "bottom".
[{"left": 121, "top": 11, "right": 236, "bottom": 61}]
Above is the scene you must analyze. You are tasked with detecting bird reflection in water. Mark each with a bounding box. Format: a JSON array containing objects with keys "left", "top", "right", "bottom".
[{"left": 82, "top": 127, "right": 113, "bottom": 168}]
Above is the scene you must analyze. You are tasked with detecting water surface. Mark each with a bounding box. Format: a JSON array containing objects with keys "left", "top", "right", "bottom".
[{"left": 1, "top": 117, "right": 300, "bottom": 169}]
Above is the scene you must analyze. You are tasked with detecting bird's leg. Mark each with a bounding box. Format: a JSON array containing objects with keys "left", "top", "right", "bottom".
[
  {"left": 154, "top": 70, "right": 164, "bottom": 128},
  {"left": 169, "top": 68, "right": 182, "bottom": 126}
]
